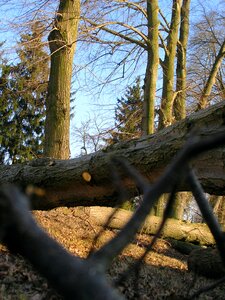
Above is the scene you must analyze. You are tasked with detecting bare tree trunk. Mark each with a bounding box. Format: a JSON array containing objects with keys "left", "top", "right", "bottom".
[
  {"left": 1, "top": 101, "right": 225, "bottom": 210},
  {"left": 44, "top": 0, "right": 80, "bottom": 159},
  {"left": 142, "top": 0, "right": 159, "bottom": 135},
  {"left": 198, "top": 39, "right": 225, "bottom": 110},
  {"left": 155, "top": 195, "right": 166, "bottom": 217},
  {"left": 168, "top": 192, "right": 191, "bottom": 220},
  {"left": 210, "top": 195, "right": 225, "bottom": 229},
  {"left": 174, "top": 0, "right": 190, "bottom": 121},
  {"left": 160, "top": 0, "right": 190, "bottom": 219},
  {"left": 158, "top": 0, "right": 182, "bottom": 129}
]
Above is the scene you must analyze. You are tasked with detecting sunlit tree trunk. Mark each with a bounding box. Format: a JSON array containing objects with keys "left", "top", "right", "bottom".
[
  {"left": 156, "top": 0, "right": 182, "bottom": 217},
  {"left": 44, "top": 0, "right": 80, "bottom": 159},
  {"left": 142, "top": 0, "right": 159, "bottom": 135},
  {"left": 198, "top": 39, "right": 225, "bottom": 110},
  {"left": 170, "top": 0, "right": 191, "bottom": 220},
  {"left": 158, "top": 0, "right": 182, "bottom": 129},
  {"left": 210, "top": 195, "right": 225, "bottom": 229},
  {"left": 174, "top": 0, "right": 190, "bottom": 121}
]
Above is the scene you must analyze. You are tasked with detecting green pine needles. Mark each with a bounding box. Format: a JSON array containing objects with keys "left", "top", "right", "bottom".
[
  {"left": 0, "top": 21, "right": 49, "bottom": 164},
  {"left": 108, "top": 77, "right": 143, "bottom": 145}
]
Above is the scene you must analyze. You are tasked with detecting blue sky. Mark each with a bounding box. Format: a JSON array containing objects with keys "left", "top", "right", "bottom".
[
  {"left": 0, "top": 0, "right": 224, "bottom": 156},
  {"left": 70, "top": 0, "right": 224, "bottom": 155}
]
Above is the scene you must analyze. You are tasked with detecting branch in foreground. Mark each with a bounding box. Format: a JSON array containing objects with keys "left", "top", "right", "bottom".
[
  {"left": 1, "top": 130, "right": 225, "bottom": 298},
  {"left": 90, "top": 131, "right": 225, "bottom": 270},
  {"left": 187, "top": 168, "right": 225, "bottom": 267},
  {"left": 0, "top": 185, "right": 124, "bottom": 300}
]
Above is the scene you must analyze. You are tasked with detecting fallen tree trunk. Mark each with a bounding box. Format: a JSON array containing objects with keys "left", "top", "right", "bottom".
[
  {"left": 1, "top": 101, "right": 225, "bottom": 209},
  {"left": 89, "top": 207, "right": 215, "bottom": 246}
]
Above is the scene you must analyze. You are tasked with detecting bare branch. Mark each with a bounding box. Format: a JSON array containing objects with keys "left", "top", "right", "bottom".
[
  {"left": 187, "top": 168, "right": 225, "bottom": 266},
  {"left": 90, "top": 131, "right": 225, "bottom": 270},
  {"left": 113, "top": 0, "right": 148, "bottom": 19},
  {"left": 0, "top": 185, "right": 124, "bottom": 300},
  {"left": 83, "top": 18, "right": 148, "bottom": 50}
]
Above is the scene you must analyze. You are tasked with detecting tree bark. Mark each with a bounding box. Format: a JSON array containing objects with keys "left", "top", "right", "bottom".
[
  {"left": 44, "top": 0, "right": 80, "bottom": 159},
  {"left": 142, "top": 0, "right": 159, "bottom": 135},
  {"left": 1, "top": 101, "right": 225, "bottom": 210},
  {"left": 168, "top": 192, "right": 191, "bottom": 220},
  {"left": 170, "top": 0, "right": 190, "bottom": 219},
  {"left": 159, "top": 0, "right": 182, "bottom": 129},
  {"left": 210, "top": 195, "right": 225, "bottom": 228},
  {"left": 89, "top": 207, "right": 215, "bottom": 245},
  {"left": 174, "top": 0, "right": 190, "bottom": 121}
]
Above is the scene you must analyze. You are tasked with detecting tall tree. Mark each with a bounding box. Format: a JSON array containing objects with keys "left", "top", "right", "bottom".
[
  {"left": 81, "top": 0, "right": 192, "bottom": 219},
  {"left": 82, "top": 0, "right": 159, "bottom": 136},
  {"left": 168, "top": 0, "right": 191, "bottom": 220},
  {"left": 210, "top": 195, "right": 225, "bottom": 228},
  {"left": 0, "top": 22, "right": 49, "bottom": 164},
  {"left": 44, "top": 0, "right": 80, "bottom": 159},
  {"left": 142, "top": 0, "right": 159, "bottom": 135},
  {"left": 158, "top": 0, "right": 182, "bottom": 129},
  {"left": 108, "top": 77, "right": 143, "bottom": 144},
  {"left": 174, "top": 0, "right": 190, "bottom": 121},
  {"left": 155, "top": 0, "right": 184, "bottom": 219}
]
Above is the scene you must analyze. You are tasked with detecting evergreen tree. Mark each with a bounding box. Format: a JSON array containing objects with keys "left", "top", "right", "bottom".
[
  {"left": 0, "top": 22, "right": 49, "bottom": 164},
  {"left": 109, "top": 77, "right": 144, "bottom": 144}
]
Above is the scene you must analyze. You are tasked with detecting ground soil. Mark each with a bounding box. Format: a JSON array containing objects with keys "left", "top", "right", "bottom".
[{"left": 0, "top": 206, "right": 225, "bottom": 299}]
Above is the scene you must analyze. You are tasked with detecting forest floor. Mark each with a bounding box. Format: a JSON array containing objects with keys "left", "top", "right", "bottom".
[{"left": 0, "top": 206, "right": 225, "bottom": 299}]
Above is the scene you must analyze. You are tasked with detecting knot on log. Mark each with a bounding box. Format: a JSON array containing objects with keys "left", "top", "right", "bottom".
[{"left": 82, "top": 171, "right": 92, "bottom": 182}]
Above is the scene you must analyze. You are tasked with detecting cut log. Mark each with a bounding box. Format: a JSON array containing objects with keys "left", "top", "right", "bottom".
[
  {"left": 1, "top": 101, "right": 225, "bottom": 209},
  {"left": 89, "top": 207, "right": 215, "bottom": 246}
]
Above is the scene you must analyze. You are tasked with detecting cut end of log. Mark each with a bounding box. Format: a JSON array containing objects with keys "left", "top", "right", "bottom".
[{"left": 82, "top": 171, "right": 92, "bottom": 182}]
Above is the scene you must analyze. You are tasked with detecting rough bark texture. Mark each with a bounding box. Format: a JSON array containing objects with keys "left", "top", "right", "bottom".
[
  {"left": 159, "top": 0, "right": 182, "bottom": 129},
  {"left": 174, "top": 0, "right": 190, "bottom": 121},
  {"left": 142, "top": 0, "right": 159, "bottom": 135},
  {"left": 210, "top": 195, "right": 225, "bottom": 228},
  {"left": 89, "top": 207, "right": 215, "bottom": 246},
  {"left": 159, "top": 0, "right": 189, "bottom": 219},
  {"left": 168, "top": 192, "right": 191, "bottom": 220},
  {"left": 44, "top": 0, "right": 80, "bottom": 159},
  {"left": 1, "top": 101, "right": 225, "bottom": 210}
]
